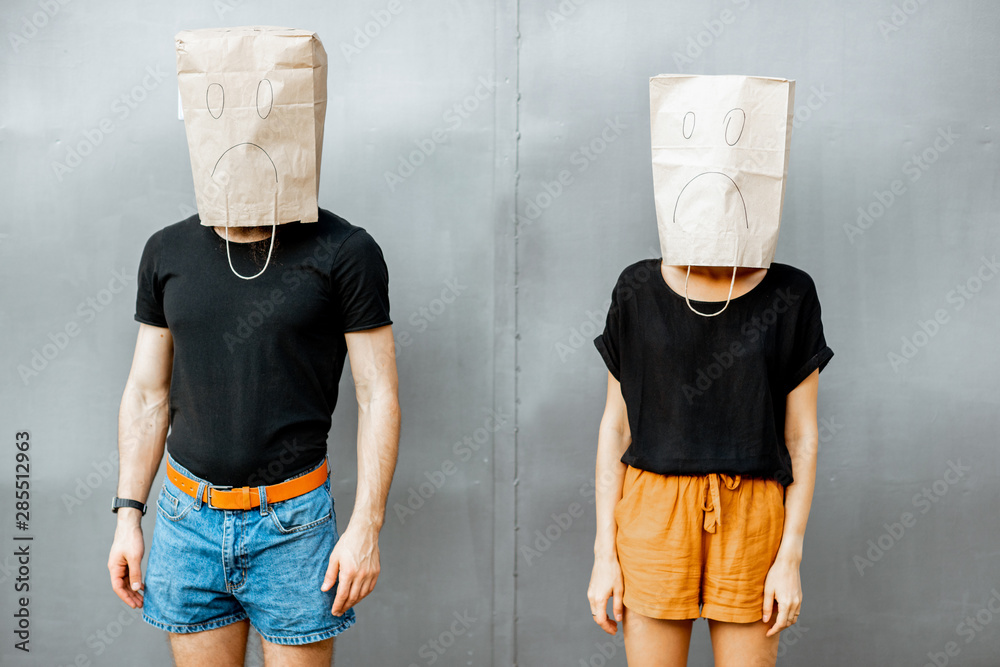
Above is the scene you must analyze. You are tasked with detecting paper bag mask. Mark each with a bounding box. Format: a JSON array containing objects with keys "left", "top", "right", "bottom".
[
  {"left": 650, "top": 74, "right": 795, "bottom": 271},
  {"left": 175, "top": 26, "right": 328, "bottom": 229}
]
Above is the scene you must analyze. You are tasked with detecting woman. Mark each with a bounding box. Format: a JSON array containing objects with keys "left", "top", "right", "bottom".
[{"left": 588, "top": 258, "right": 833, "bottom": 667}]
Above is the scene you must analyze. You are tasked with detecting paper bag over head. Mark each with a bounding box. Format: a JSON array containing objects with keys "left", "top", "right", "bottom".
[
  {"left": 176, "top": 26, "right": 328, "bottom": 227},
  {"left": 650, "top": 74, "right": 795, "bottom": 269}
]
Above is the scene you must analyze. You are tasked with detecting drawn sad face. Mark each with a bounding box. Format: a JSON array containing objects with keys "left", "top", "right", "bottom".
[
  {"left": 671, "top": 107, "right": 749, "bottom": 234},
  {"left": 649, "top": 75, "right": 793, "bottom": 268},
  {"left": 204, "top": 78, "right": 279, "bottom": 210}
]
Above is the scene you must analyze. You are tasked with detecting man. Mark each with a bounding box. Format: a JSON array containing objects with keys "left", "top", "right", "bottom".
[
  {"left": 107, "top": 26, "right": 400, "bottom": 665},
  {"left": 109, "top": 216, "right": 399, "bottom": 664}
]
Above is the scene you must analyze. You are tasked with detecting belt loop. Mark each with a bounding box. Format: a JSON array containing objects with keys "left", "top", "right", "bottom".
[
  {"left": 194, "top": 480, "right": 206, "bottom": 509},
  {"left": 258, "top": 484, "right": 268, "bottom": 515}
]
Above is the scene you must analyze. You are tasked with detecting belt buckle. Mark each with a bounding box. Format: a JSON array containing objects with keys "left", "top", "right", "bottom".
[{"left": 207, "top": 484, "right": 232, "bottom": 509}]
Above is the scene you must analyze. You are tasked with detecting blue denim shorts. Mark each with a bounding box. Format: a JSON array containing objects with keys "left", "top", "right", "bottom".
[{"left": 141, "top": 450, "right": 357, "bottom": 645}]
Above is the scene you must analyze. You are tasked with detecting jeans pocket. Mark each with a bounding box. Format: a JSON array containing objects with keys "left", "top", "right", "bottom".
[
  {"left": 267, "top": 480, "right": 332, "bottom": 534},
  {"left": 156, "top": 482, "right": 196, "bottom": 522}
]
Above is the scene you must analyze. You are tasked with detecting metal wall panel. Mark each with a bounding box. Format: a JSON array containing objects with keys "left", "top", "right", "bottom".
[
  {"left": 1, "top": 1, "right": 998, "bottom": 665},
  {"left": 514, "top": 1, "right": 1000, "bottom": 665}
]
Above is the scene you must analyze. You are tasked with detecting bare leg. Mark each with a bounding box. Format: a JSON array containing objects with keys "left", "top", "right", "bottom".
[
  {"left": 168, "top": 618, "right": 250, "bottom": 667},
  {"left": 623, "top": 605, "right": 695, "bottom": 667},
  {"left": 260, "top": 635, "right": 335, "bottom": 666},
  {"left": 707, "top": 614, "right": 779, "bottom": 667}
]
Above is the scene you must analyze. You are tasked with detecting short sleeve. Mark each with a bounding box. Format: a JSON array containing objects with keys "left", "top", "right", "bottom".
[
  {"left": 785, "top": 277, "right": 834, "bottom": 393},
  {"left": 134, "top": 230, "right": 168, "bottom": 328},
  {"left": 331, "top": 229, "right": 393, "bottom": 333},
  {"left": 593, "top": 276, "right": 624, "bottom": 381}
]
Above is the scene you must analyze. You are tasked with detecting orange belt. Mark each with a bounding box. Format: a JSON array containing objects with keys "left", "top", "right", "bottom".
[
  {"left": 699, "top": 473, "right": 742, "bottom": 533},
  {"left": 166, "top": 457, "right": 328, "bottom": 510}
]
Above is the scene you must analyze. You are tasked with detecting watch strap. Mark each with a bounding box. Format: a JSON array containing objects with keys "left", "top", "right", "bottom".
[{"left": 112, "top": 497, "right": 147, "bottom": 515}]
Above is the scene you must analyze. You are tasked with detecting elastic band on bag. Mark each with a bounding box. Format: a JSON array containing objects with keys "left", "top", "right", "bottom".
[
  {"left": 682, "top": 236, "right": 741, "bottom": 317},
  {"left": 683, "top": 264, "right": 737, "bottom": 317},
  {"left": 222, "top": 191, "right": 277, "bottom": 280}
]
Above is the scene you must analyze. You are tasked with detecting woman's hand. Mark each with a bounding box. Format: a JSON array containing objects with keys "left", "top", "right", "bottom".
[
  {"left": 588, "top": 553, "right": 624, "bottom": 634},
  {"left": 764, "top": 367, "right": 819, "bottom": 637},
  {"left": 762, "top": 552, "right": 802, "bottom": 637}
]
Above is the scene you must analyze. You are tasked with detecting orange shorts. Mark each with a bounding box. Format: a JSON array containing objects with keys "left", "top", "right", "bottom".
[{"left": 614, "top": 465, "right": 786, "bottom": 623}]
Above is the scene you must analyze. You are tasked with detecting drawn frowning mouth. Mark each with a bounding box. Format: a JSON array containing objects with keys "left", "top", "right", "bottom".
[
  {"left": 672, "top": 171, "right": 748, "bottom": 231},
  {"left": 211, "top": 142, "right": 278, "bottom": 185}
]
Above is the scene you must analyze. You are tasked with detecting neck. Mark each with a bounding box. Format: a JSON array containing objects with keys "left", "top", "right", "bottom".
[
  {"left": 212, "top": 225, "right": 274, "bottom": 243},
  {"left": 660, "top": 262, "right": 769, "bottom": 302},
  {"left": 684, "top": 265, "right": 750, "bottom": 280}
]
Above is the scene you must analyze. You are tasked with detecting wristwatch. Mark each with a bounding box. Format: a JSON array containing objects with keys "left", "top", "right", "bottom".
[{"left": 111, "top": 497, "right": 147, "bottom": 515}]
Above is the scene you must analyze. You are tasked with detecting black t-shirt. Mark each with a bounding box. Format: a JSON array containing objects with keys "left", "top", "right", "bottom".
[
  {"left": 134, "top": 208, "right": 392, "bottom": 487},
  {"left": 593, "top": 259, "right": 833, "bottom": 486}
]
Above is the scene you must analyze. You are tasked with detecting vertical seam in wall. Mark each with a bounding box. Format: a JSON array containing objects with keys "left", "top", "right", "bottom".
[
  {"left": 512, "top": 0, "right": 521, "bottom": 662},
  {"left": 492, "top": 0, "right": 520, "bottom": 664}
]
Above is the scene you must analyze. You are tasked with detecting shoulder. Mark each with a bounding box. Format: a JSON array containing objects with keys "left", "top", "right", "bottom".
[
  {"left": 602, "top": 259, "right": 660, "bottom": 323},
  {"left": 766, "top": 263, "right": 827, "bottom": 324},
  {"left": 145, "top": 213, "right": 202, "bottom": 248},
  {"left": 137, "top": 215, "right": 200, "bottom": 261},
  {"left": 612, "top": 258, "right": 661, "bottom": 293},
  {"left": 314, "top": 208, "right": 363, "bottom": 239},
  {"left": 767, "top": 262, "right": 818, "bottom": 298},
  {"left": 767, "top": 261, "right": 814, "bottom": 284},
  {"left": 312, "top": 208, "right": 385, "bottom": 260},
  {"left": 308, "top": 210, "right": 389, "bottom": 285}
]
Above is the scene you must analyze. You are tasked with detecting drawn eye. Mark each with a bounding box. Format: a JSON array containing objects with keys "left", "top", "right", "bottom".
[
  {"left": 724, "top": 108, "right": 746, "bottom": 146},
  {"left": 256, "top": 79, "right": 273, "bottom": 119},
  {"left": 682, "top": 111, "right": 696, "bottom": 139},
  {"left": 207, "top": 83, "right": 224, "bottom": 119}
]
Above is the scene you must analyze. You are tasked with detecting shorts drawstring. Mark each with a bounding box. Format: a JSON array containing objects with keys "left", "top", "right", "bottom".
[{"left": 699, "top": 473, "right": 741, "bottom": 533}]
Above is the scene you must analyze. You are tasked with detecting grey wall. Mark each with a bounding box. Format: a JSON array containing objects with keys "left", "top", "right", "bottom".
[{"left": 2, "top": 1, "right": 998, "bottom": 665}]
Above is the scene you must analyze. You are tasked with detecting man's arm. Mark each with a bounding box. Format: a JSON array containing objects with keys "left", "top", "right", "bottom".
[
  {"left": 763, "top": 367, "right": 819, "bottom": 635},
  {"left": 323, "top": 324, "right": 400, "bottom": 615},
  {"left": 108, "top": 323, "right": 173, "bottom": 608}
]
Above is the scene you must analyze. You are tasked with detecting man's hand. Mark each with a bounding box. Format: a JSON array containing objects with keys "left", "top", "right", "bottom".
[
  {"left": 322, "top": 524, "right": 381, "bottom": 616},
  {"left": 108, "top": 514, "right": 145, "bottom": 609}
]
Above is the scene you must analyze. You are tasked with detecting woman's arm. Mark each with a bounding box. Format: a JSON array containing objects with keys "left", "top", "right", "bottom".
[
  {"left": 588, "top": 371, "right": 632, "bottom": 634},
  {"left": 763, "top": 367, "right": 820, "bottom": 635},
  {"left": 779, "top": 367, "right": 820, "bottom": 563}
]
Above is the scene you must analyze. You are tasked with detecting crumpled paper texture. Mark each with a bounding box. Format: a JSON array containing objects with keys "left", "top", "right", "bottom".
[
  {"left": 650, "top": 74, "right": 795, "bottom": 268},
  {"left": 176, "top": 26, "right": 328, "bottom": 227}
]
